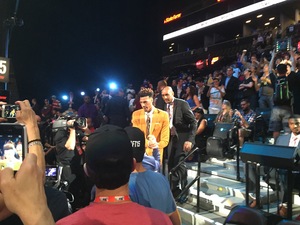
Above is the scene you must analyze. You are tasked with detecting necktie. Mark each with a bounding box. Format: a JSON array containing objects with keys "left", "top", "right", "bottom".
[
  {"left": 167, "top": 104, "right": 172, "bottom": 126},
  {"left": 293, "top": 137, "right": 298, "bottom": 147},
  {"left": 146, "top": 114, "right": 150, "bottom": 137},
  {"left": 167, "top": 103, "right": 176, "bottom": 136}
]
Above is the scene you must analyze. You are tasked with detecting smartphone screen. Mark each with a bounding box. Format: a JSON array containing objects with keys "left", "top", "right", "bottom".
[
  {"left": 1, "top": 105, "right": 20, "bottom": 118},
  {"left": 0, "top": 124, "right": 27, "bottom": 171}
]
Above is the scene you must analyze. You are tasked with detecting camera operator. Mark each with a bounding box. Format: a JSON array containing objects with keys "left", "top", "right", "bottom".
[
  {"left": 53, "top": 117, "right": 93, "bottom": 209},
  {"left": 53, "top": 120, "right": 77, "bottom": 189}
]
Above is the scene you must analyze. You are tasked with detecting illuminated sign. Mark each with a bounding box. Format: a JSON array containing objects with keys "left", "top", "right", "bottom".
[
  {"left": 0, "top": 57, "right": 10, "bottom": 83},
  {"left": 164, "top": 13, "right": 182, "bottom": 24},
  {"left": 163, "top": 0, "right": 288, "bottom": 41},
  {"left": 210, "top": 57, "right": 219, "bottom": 65}
]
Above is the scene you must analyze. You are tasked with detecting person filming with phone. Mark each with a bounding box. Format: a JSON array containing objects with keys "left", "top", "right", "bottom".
[{"left": 0, "top": 100, "right": 70, "bottom": 224}]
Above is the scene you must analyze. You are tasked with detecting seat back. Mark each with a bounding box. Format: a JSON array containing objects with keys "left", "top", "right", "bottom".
[
  {"left": 206, "top": 122, "right": 237, "bottom": 159},
  {"left": 277, "top": 220, "right": 300, "bottom": 225},
  {"left": 224, "top": 206, "right": 267, "bottom": 225},
  {"left": 204, "top": 114, "right": 217, "bottom": 136}
]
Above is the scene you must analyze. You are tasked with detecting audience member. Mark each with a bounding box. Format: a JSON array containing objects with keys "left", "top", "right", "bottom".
[
  {"left": 207, "top": 77, "right": 225, "bottom": 114},
  {"left": 254, "top": 63, "right": 276, "bottom": 109},
  {"left": 103, "top": 88, "right": 130, "bottom": 128},
  {"left": 215, "top": 100, "right": 233, "bottom": 123},
  {"left": 41, "top": 98, "right": 52, "bottom": 121},
  {"left": 77, "top": 95, "right": 99, "bottom": 128},
  {"left": 275, "top": 114, "right": 300, "bottom": 217},
  {"left": 238, "top": 68, "right": 257, "bottom": 110},
  {"left": 51, "top": 95, "right": 62, "bottom": 112},
  {"left": 31, "top": 98, "right": 40, "bottom": 116},
  {"left": 269, "top": 64, "right": 293, "bottom": 140},
  {"left": 172, "top": 78, "right": 185, "bottom": 99},
  {"left": 0, "top": 100, "right": 69, "bottom": 224},
  {"left": 125, "top": 126, "right": 181, "bottom": 225},
  {"left": 221, "top": 66, "right": 239, "bottom": 108},
  {"left": 57, "top": 125, "right": 172, "bottom": 225},
  {"left": 155, "top": 79, "right": 168, "bottom": 110},
  {"left": 233, "top": 98, "right": 257, "bottom": 147},
  {"left": 184, "top": 85, "right": 201, "bottom": 111},
  {"left": 195, "top": 77, "right": 209, "bottom": 114}
]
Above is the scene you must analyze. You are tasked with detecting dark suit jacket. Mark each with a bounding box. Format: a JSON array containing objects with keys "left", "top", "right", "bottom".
[
  {"left": 172, "top": 86, "right": 186, "bottom": 99},
  {"left": 275, "top": 133, "right": 300, "bottom": 148},
  {"left": 198, "top": 85, "right": 210, "bottom": 110},
  {"left": 221, "top": 76, "right": 239, "bottom": 106},
  {"left": 165, "top": 98, "right": 197, "bottom": 144}
]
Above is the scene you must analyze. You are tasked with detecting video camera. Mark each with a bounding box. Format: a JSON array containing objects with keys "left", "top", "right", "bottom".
[{"left": 52, "top": 116, "right": 87, "bottom": 131}]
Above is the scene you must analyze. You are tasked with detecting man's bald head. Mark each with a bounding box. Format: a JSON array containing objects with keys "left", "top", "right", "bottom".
[{"left": 161, "top": 86, "right": 175, "bottom": 104}]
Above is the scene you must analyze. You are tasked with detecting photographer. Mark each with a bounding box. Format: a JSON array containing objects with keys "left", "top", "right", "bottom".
[
  {"left": 53, "top": 117, "right": 93, "bottom": 209},
  {"left": 53, "top": 120, "right": 77, "bottom": 188}
]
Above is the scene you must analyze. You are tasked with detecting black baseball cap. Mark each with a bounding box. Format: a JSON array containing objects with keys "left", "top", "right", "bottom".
[
  {"left": 85, "top": 125, "right": 133, "bottom": 189},
  {"left": 124, "top": 127, "right": 145, "bottom": 163}
]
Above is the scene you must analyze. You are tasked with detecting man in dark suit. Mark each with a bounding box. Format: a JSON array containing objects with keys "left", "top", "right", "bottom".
[
  {"left": 161, "top": 86, "right": 197, "bottom": 200},
  {"left": 195, "top": 77, "right": 209, "bottom": 114},
  {"left": 221, "top": 66, "right": 239, "bottom": 108},
  {"left": 172, "top": 78, "right": 186, "bottom": 99},
  {"left": 155, "top": 79, "right": 167, "bottom": 110},
  {"left": 275, "top": 114, "right": 300, "bottom": 216}
]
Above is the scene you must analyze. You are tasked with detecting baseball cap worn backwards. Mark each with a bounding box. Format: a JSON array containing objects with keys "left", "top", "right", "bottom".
[
  {"left": 85, "top": 125, "right": 133, "bottom": 175},
  {"left": 124, "top": 127, "right": 145, "bottom": 163}
]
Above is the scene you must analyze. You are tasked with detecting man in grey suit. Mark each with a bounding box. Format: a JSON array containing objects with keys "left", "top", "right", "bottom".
[
  {"left": 275, "top": 114, "right": 300, "bottom": 216},
  {"left": 161, "top": 86, "right": 197, "bottom": 201}
]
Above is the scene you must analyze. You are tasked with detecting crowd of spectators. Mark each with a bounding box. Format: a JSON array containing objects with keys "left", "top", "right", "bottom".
[{"left": 5, "top": 22, "right": 300, "bottom": 224}]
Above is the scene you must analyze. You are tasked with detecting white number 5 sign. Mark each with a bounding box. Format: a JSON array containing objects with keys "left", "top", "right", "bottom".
[{"left": 0, "top": 57, "right": 10, "bottom": 83}]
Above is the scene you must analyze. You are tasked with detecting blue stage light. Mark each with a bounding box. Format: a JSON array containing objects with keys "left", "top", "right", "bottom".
[
  {"left": 109, "top": 82, "right": 117, "bottom": 90},
  {"left": 62, "top": 95, "right": 68, "bottom": 101}
]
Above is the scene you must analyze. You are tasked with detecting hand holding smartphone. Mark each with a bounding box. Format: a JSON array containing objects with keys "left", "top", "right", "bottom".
[{"left": 0, "top": 123, "right": 27, "bottom": 171}]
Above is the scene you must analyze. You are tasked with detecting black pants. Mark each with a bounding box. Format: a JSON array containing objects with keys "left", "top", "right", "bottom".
[{"left": 167, "top": 134, "right": 188, "bottom": 191}]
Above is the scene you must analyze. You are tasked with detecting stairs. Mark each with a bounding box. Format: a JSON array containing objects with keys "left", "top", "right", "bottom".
[{"left": 177, "top": 158, "right": 285, "bottom": 225}]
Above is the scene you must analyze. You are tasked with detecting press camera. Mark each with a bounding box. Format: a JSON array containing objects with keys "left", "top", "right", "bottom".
[{"left": 52, "top": 116, "right": 87, "bottom": 131}]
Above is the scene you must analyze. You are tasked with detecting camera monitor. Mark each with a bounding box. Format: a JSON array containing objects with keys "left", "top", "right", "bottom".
[
  {"left": 45, "top": 165, "right": 58, "bottom": 180},
  {"left": 0, "top": 123, "right": 27, "bottom": 171}
]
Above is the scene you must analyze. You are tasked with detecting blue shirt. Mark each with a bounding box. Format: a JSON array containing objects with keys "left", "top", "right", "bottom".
[{"left": 129, "top": 171, "right": 176, "bottom": 214}]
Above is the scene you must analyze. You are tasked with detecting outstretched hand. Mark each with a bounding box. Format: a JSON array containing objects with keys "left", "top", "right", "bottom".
[{"left": 0, "top": 153, "right": 54, "bottom": 225}]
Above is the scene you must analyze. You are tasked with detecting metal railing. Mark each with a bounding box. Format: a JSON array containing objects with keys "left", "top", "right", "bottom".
[{"left": 169, "top": 147, "right": 202, "bottom": 212}]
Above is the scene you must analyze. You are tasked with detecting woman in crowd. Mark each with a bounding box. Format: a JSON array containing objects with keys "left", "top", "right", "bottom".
[
  {"left": 187, "top": 107, "right": 208, "bottom": 162},
  {"left": 184, "top": 85, "right": 201, "bottom": 111},
  {"left": 207, "top": 77, "right": 225, "bottom": 114},
  {"left": 238, "top": 68, "right": 257, "bottom": 110},
  {"left": 215, "top": 100, "right": 234, "bottom": 123},
  {"left": 194, "top": 108, "right": 208, "bottom": 149}
]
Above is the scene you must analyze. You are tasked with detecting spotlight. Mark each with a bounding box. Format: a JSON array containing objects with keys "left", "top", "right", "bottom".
[
  {"left": 62, "top": 95, "right": 68, "bottom": 101},
  {"left": 109, "top": 82, "right": 117, "bottom": 90},
  {"left": 96, "top": 88, "right": 100, "bottom": 92},
  {"left": 80, "top": 91, "right": 85, "bottom": 96}
]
